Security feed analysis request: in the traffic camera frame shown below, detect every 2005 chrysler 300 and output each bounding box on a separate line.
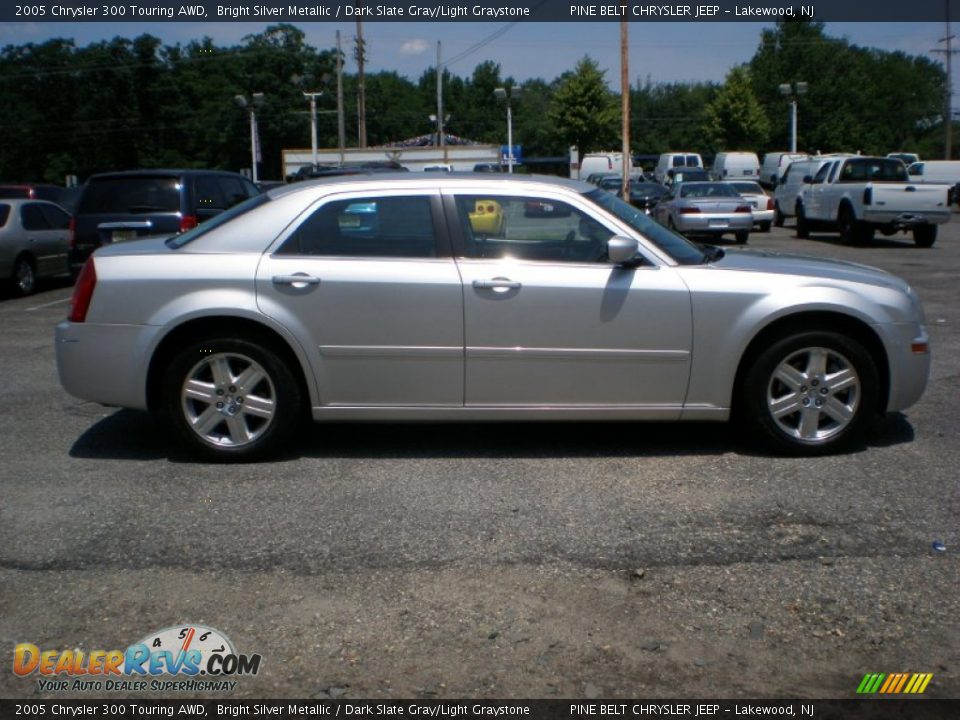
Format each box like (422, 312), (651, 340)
(56, 175), (930, 461)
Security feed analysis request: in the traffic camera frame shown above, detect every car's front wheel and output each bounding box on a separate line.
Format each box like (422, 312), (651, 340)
(163, 337), (302, 462)
(739, 331), (879, 455)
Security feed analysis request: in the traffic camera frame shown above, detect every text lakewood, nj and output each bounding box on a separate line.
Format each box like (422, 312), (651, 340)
(570, 4), (814, 17)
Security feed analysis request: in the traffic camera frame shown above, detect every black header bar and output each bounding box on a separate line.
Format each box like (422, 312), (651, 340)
(1, 0), (956, 24)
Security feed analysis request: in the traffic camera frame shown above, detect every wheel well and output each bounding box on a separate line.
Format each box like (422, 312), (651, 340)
(145, 317), (311, 413)
(13, 251), (35, 271)
(732, 311), (890, 414)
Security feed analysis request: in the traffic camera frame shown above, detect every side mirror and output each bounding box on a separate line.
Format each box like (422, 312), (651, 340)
(608, 235), (640, 265)
(802, 175), (813, 184)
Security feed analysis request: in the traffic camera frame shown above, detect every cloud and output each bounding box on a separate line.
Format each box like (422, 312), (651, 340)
(399, 39), (430, 56)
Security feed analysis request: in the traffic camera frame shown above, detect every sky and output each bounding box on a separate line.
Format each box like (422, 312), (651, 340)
(0, 21), (952, 92)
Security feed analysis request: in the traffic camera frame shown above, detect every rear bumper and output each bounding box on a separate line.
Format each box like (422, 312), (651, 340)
(862, 210), (951, 227)
(55, 320), (154, 410)
(676, 214), (753, 234)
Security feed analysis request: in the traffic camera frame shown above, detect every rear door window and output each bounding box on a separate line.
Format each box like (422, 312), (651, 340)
(277, 195), (440, 258)
(78, 177), (180, 214)
(20, 203), (50, 230)
(0, 204), (10, 227)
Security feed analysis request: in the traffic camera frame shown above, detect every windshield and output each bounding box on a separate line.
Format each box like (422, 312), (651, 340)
(585, 188), (706, 265)
(166, 193), (271, 248)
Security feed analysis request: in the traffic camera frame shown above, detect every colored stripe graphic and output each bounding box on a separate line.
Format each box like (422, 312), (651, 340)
(857, 673), (932, 694)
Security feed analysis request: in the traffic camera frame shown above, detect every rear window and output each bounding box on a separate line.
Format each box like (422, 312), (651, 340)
(78, 177), (180, 214)
(838, 159), (908, 183)
(0, 204), (10, 227)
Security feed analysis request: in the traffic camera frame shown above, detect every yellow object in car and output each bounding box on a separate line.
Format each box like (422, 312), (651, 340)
(468, 199), (504, 236)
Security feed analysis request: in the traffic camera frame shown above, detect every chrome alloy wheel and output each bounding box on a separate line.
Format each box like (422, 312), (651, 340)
(766, 346), (861, 443)
(180, 352), (276, 448)
(15, 259), (35, 296)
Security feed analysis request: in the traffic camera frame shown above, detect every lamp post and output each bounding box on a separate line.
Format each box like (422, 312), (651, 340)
(494, 86), (522, 174)
(778, 81), (808, 153)
(303, 91), (323, 167)
(234, 92), (264, 183)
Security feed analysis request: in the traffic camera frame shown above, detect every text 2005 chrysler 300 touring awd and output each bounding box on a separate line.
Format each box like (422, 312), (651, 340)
(56, 175), (930, 461)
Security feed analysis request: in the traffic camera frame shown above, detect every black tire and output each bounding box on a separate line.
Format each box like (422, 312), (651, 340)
(838, 205), (857, 244)
(735, 230), (749, 244)
(795, 203), (809, 239)
(738, 330), (879, 456)
(12, 255), (36, 297)
(913, 224), (937, 248)
(162, 337), (302, 462)
(759, 221), (772, 233)
(773, 203), (785, 228)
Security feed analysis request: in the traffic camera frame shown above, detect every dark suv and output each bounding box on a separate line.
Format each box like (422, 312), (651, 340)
(72, 169), (259, 267)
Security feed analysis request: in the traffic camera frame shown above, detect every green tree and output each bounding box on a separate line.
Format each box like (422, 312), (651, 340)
(548, 56), (619, 157)
(702, 66), (770, 152)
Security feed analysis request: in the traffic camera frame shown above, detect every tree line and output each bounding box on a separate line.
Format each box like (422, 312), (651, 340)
(0, 20), (949, 183)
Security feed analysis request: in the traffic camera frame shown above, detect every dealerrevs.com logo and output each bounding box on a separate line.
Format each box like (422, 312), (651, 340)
(13, 625), (261, 693)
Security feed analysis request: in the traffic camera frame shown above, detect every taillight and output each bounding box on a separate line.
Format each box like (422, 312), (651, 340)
(67, 217), (76, 248)
(678, 207), (701, 214)
(69, 260), (96, 323)
(863, 187), (872, 206)
(766, 197), (774, 210)
(735, 205), (752, 213)
(179, 214), (198, 232)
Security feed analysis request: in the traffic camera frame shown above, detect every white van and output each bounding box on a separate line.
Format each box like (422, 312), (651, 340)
(906, 160), (960, 185)
(773, 157), (833, 225)
(579, 152), (631, 182)
(711, 152), (761, 181)
(760, 151), (809, 189)
(654, 152), (703, 184)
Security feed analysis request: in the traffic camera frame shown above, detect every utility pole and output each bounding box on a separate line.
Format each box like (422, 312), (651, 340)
(933, 0), (958, 159)
(620, 19), (630, 202)
(355, 16), (367, 148)
(336, 30), (346, 162)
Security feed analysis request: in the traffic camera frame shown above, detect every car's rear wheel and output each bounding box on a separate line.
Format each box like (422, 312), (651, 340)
(739, 331), (878, 455)
(795, 203), (809, 239)
(773, 203), (784, 227)
(759, 221), (772, 233)
(12, 256), (36, 297)
(163, 337), (302, 462)
(735, 230), (749, 244)
(913, 224), (937, 248)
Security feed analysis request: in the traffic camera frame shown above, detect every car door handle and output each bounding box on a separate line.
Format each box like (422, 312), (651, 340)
(273, 273), (321, 286)
(473, 278), (521, 290)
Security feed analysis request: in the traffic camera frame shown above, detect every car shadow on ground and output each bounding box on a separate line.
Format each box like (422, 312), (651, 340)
(68, 408), (916, 463)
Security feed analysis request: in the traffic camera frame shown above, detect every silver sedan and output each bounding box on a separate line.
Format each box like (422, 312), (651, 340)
(653, 181), (754, 244)
(726, 180), (776, 232)
(56, 175), (930, 461)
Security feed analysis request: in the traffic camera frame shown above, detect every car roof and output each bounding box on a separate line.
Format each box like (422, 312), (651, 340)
(0, 198), (67, 209)
(266, 172), (595, 200)
(86, 169), (248, 180)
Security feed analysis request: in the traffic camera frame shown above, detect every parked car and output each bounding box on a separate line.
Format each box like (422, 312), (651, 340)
(797, 156), (949, 246)
(626, 181), (671, 213)
(773, 157), (838, 227)
(887, 152), (920, 167)
(423, 164), (453, 173)
(663, 168), (711, 187)
(0, 198), (73, 296)
(760, 151), (809, 189)
(654, 152), (704, 184)
(473, 163), (503, 173)
(57, 174), (930, 461)
(906, 160), (960, 205)
(0, 183), (68, 203)
(288, 161), (406, 182)
(580, 152), (632, 182)
(711, 152), (761, 181)
(71, 169), (261, 268)
(652, 181), (753, 244)
(725, 181), (775, 232)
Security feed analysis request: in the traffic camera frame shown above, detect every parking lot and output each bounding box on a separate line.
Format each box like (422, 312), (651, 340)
(1, 218), (958, 699)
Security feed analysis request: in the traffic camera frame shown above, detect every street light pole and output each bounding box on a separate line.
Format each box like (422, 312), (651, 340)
(494, 86), (521, 174)
(235, 92), (264, 183)
(303, 91), (323, 166)
(778, 82), (807, 153)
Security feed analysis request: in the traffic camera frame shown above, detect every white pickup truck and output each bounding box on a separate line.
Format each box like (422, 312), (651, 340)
(796, 156), (950, 247)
